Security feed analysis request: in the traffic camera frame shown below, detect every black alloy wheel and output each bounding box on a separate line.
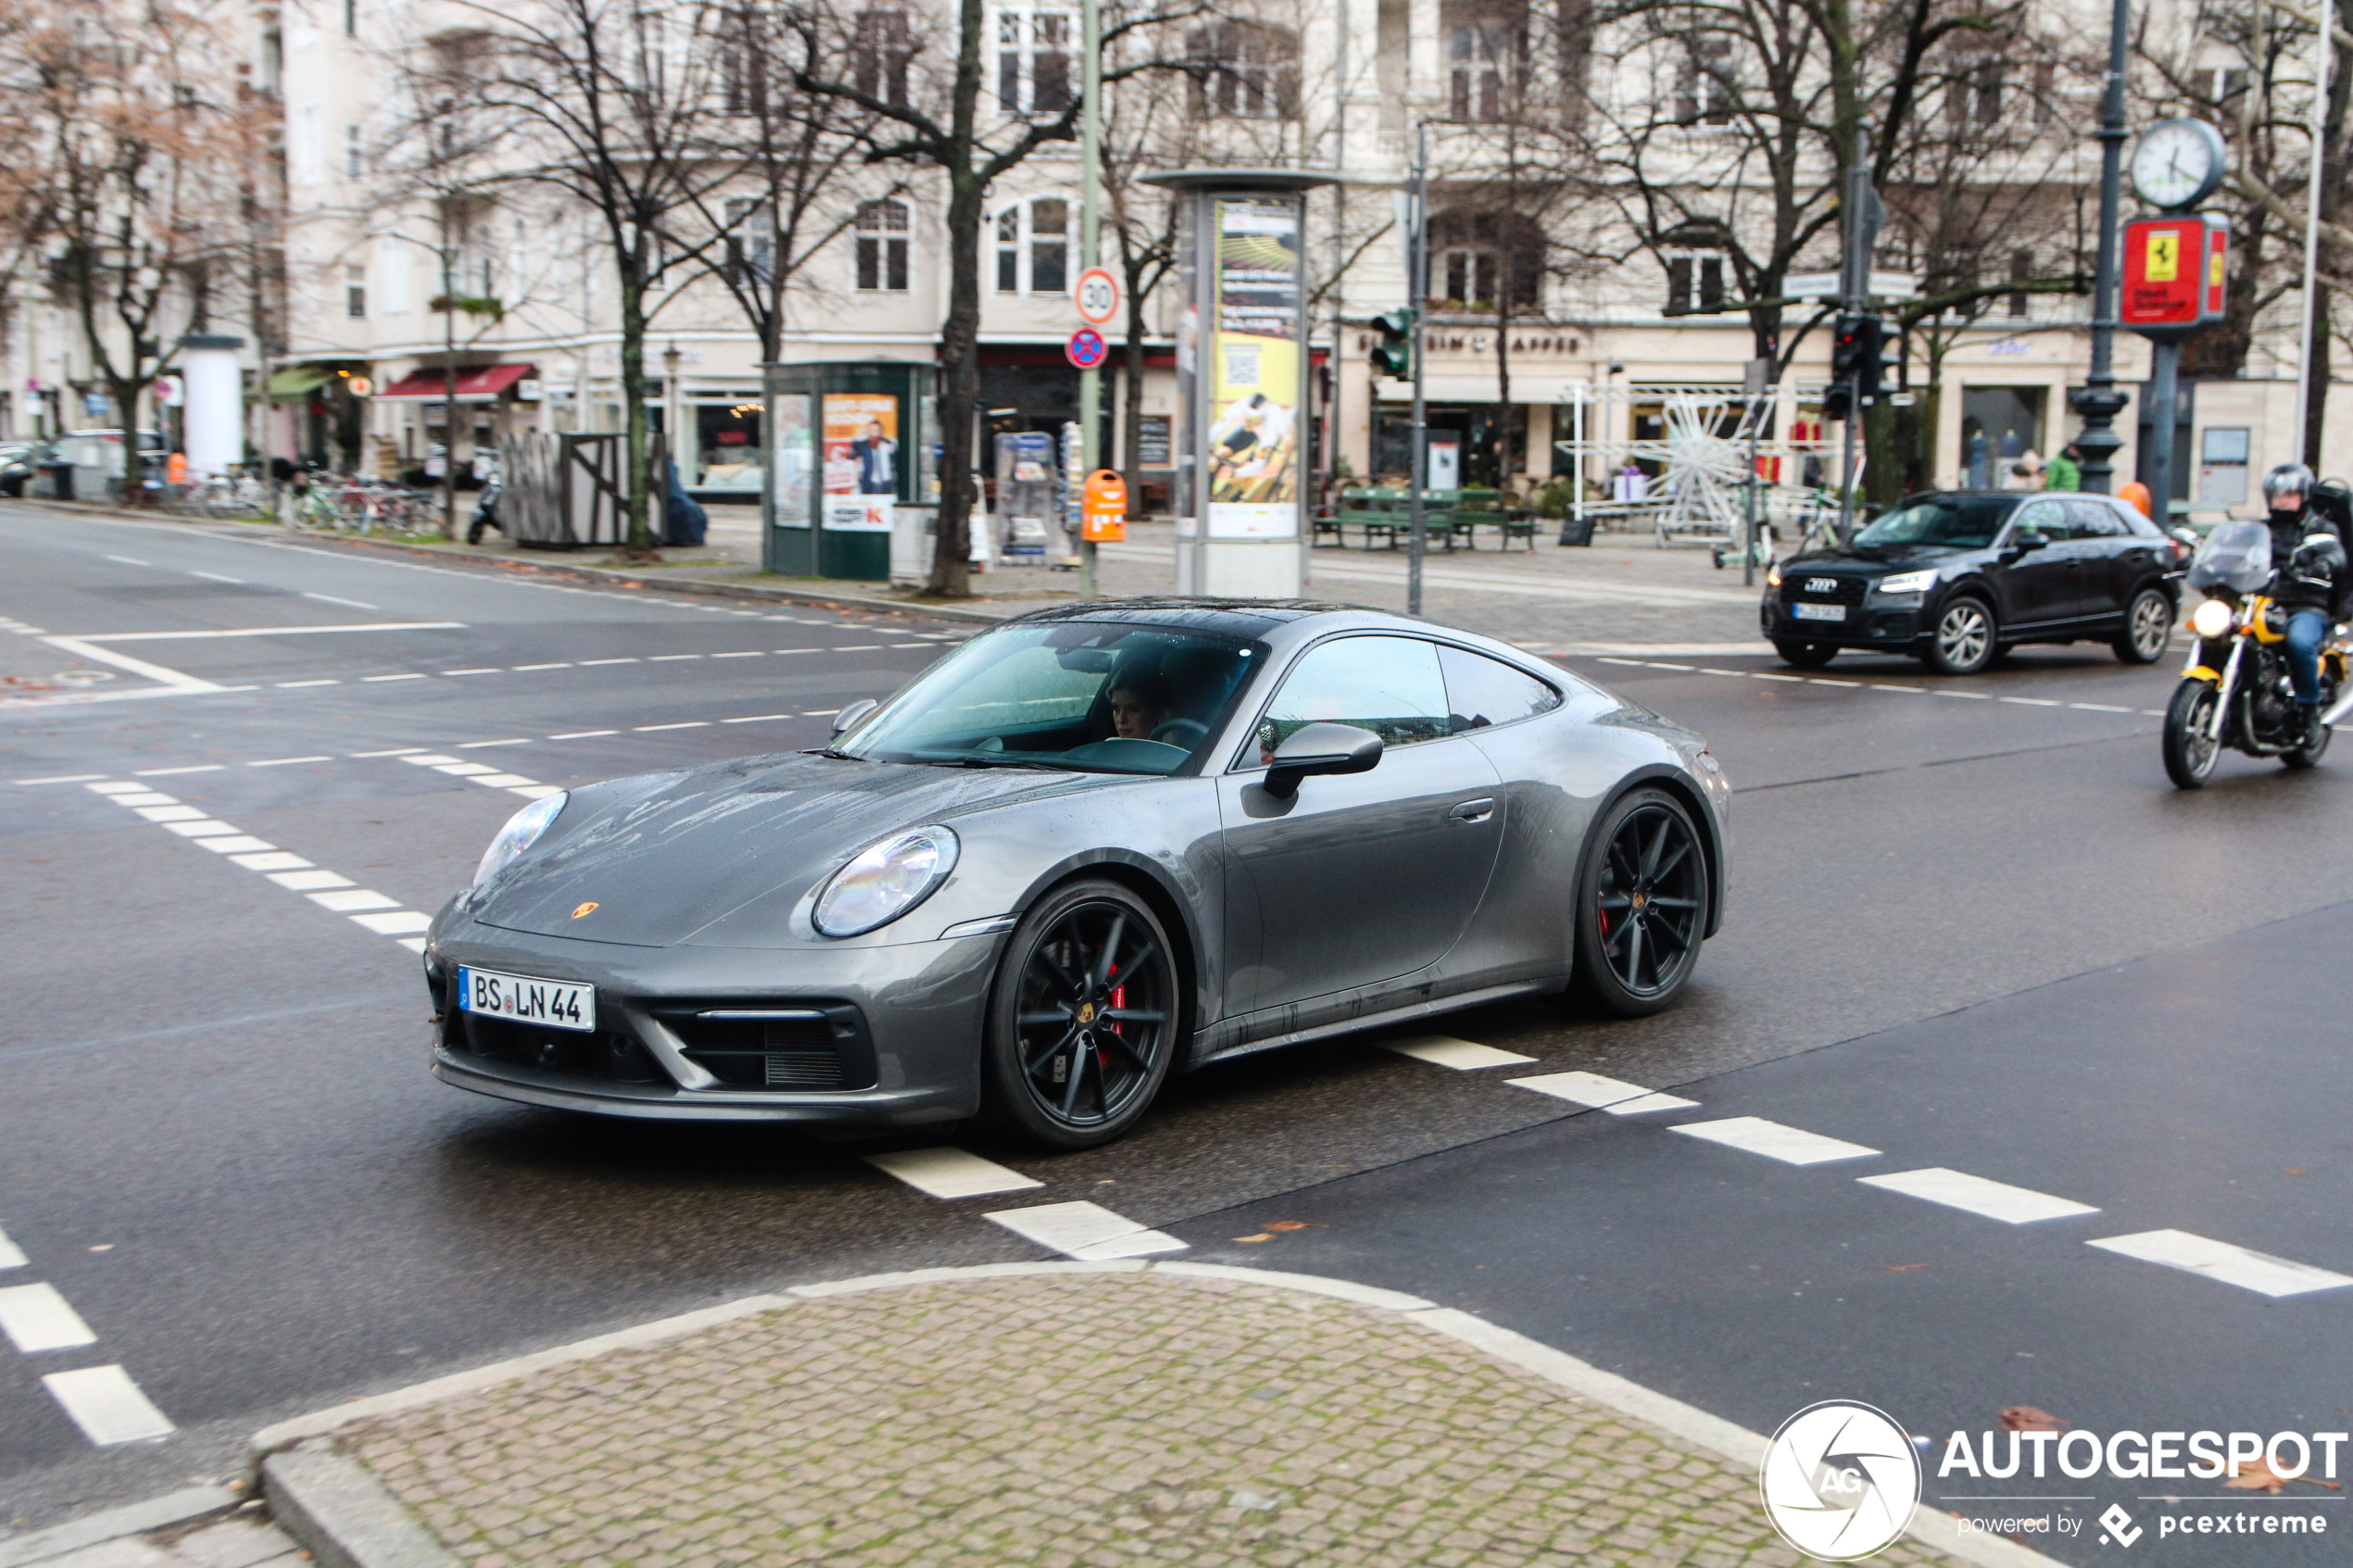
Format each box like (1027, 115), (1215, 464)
(1772, 639), (1840, 669)
(2113, 587), (2174, 664)
(2161, 678), (2223, 788)
(982, 879), (1180, 1149)
(1570, 788), (1708, 1018)
(1925, 596), (1998, 676)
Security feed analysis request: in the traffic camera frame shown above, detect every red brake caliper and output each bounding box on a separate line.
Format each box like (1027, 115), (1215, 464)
(1104, 966), (1122, 1066)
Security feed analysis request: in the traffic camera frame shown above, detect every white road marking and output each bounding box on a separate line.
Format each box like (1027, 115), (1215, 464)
(648, 654), (702, 662)
(511, 662), (573, 671)
(433, 763), (500, 776)
(11, 774), (107, 785)
(472, 773), (535, 787)
(108, 793), (178, 806)
(0, 1283), (98, 1351)
(457, 738), (533, 749)
(351, 910), (433, 935)
(133, 805), (208, 822)
(1933, 689), (1992, 699)
(85, 782), (148, 794)
(443, 668), (500, 676)
(231, 852), (312, 871)
(578, 658), (639, 666)
(248, 756), (330, 767)
(635, 721), (709, 731)
(2087, 1230), (2353, 1298)
(43, 1365), (174, 1445)
(1872, 684), (1925, 693)
(837, 645), (885, 651)
(803, 709), (841, 717)
(2000, 696), (2060, 707)
(352, 747), (424, 757)
(1669, 1116), (1881, 1165)
(0, 1225), (23, 1270)
(303, 592), (378, 609)
(865, 1148), (1044, 1199)
(984, 1200), (1188, 1261)
(548, 730), (618, 739)
(195, 835), (278, 854)
(2070, 702), (2133, 712)
(134, 765), (223, 777)
(1383, 1036), (1537, 1070)
(1507, 1070), (1697, 1114)
(161, 820), (239, 837)
(308, 889), (399, 913)
(401, 755), (460, 765)
(1857, 1168), (2100, 1224)
(103, 555), (148, 566)
(277, 679), (339, 687)
(189, 571), (243, 583)
(361, 673), (425, 683)
(86, 621), (463, 643)
(508, 784), (564, 799)
(270, 870), (353, 891)
(722, 714), (794, 723)
(710, 650), (762, 659)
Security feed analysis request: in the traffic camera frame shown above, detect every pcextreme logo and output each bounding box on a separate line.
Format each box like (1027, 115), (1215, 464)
(1758, 1400), (1923, 1561)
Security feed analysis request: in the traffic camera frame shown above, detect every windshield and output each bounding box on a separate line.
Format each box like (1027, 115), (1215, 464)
(1850, 495), (2014, 550)
(837, 621), (1261, 774)
(2187, 517), (2273, 595)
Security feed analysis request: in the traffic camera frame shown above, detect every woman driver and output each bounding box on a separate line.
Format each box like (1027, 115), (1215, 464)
(1107, 670), (1176, 742)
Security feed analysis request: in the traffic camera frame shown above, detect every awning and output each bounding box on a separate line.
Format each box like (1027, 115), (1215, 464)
(375, 364), (535, 402)
(266, 365), (337, 402)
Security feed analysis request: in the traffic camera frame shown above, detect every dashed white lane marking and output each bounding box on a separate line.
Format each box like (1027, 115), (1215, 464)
(984, 1200), (1188, 1261)
(135, 764), (223, 777)
(303, 592), (378, 609)
(443, 668), (499, 676)
(188, 571), (243, 583)
(579, 657), (638, 666)
(12, 773), (105, 785)
(1857, 1168), (2100, 1224)
(1384, 1036), (1538, 1070)
(352, 746), (423, 757)
(103, 555), (147, 566)
(0, 1283), (98, 1351)
(361, 672), (425, 683)
(511, 661), (573, 671)
(249, 755), (330, 767)
(83, 781), (437, 954)
(457, 738), (533, 749)
(0, 1225), (24, 1270)
(1507, 1070), (1697, 1115)
(398, 751), (562, 802)
(1669, 1116), (1881, 1165)
(43, 1365), (174, 1445)
(722, 714), (794, 724)
(2087, 1230), (2353, 1298)
(277, 679), (338, 687)
(865, 1148), (1044, 1199)
(134, 805), (207, 822)
(548, 730), (617, 739)
(635, 721), (709, 732)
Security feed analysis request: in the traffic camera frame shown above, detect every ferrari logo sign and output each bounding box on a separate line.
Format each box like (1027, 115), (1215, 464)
(2121, 213), (2226, 340)
(2144, 231), (2178, 282)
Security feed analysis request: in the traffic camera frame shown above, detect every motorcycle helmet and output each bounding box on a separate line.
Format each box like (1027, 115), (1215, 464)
(2264, 461), (2316, 508)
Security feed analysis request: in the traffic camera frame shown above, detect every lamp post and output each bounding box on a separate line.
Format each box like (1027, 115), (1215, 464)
(2065, 0), (2133, 495)
(662, 341), (683, 516)
(1077, 0), (1102, 598)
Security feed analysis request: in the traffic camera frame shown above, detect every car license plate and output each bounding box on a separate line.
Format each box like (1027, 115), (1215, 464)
(457, 966), (596, 1032)
(1793, 602), (1846, 622)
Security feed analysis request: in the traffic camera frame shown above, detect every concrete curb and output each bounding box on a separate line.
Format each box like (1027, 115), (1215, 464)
(248, 1261), (2061, 1568)
(263, 1446), (459, 1568)
(9, 497), (1019, 626)
(0, 1486), (240, 1567)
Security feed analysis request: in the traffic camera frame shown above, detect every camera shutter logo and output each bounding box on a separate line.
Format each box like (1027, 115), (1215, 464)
(1758, 1400), (1921, 1561)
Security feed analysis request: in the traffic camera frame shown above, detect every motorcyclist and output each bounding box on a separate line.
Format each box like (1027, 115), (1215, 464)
(2259, 462), (2347, 748)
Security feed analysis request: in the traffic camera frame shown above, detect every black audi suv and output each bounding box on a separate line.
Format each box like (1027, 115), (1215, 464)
(1760, 490), (2184, 674)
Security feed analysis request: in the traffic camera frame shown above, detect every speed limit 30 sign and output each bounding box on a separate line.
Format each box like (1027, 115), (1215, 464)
(1073, 266), (1120, 327)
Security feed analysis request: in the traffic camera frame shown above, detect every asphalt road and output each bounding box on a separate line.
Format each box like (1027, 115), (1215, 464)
(3, 504), (2347, 1563)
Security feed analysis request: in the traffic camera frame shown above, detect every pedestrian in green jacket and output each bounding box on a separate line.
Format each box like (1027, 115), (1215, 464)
(2045, 444), (2082, 492)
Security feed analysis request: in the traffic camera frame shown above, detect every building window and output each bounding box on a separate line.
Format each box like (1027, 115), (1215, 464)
(994, 197), (1069, 295)
(346, 266), (367, 319)
(1675, 39), (1733, 124)
(1443, 2), (1525, 122)
(1665, 250), (1726, 313)
(856, 199), (910, 292)
(995, 7), (1073, 116)
(853, 10), (914, 106)
(1189, 21), (1299, 119)
(1429, 210), (1545, 312)
(724, 196), (775, 287)
(345, 122), (362, 181)
(1946, 49), (2006, 128)
(2007, 249), (2032, 317)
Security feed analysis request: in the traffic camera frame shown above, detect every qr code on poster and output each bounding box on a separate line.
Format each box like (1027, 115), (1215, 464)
(1225, 344), (1260, 387)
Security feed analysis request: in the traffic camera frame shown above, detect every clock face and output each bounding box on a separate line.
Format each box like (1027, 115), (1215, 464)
(2132, 120), (2223, 209)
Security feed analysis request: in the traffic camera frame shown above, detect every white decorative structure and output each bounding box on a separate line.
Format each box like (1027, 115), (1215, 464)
(181, 334), (245, 475)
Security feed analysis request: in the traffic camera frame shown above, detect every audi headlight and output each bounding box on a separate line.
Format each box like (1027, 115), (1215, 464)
(2191, 597), (2234, 640)
(1876, 569), (1939, 596)
(472, 793), (567, 888)
(812, 825), (959, 937)
(1766, 563), (1783, 588)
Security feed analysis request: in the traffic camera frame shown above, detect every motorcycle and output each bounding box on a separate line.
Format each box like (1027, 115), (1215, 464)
(2162, 518), (2346, 787)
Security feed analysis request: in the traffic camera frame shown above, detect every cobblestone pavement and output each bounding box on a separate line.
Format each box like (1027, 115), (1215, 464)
(330, 1271), (1967, 1568)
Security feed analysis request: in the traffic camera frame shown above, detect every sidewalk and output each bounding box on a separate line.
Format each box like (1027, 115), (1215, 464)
(233, 1263), (2033, 1568)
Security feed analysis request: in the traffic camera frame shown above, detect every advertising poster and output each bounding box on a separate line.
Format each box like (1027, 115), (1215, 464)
(771, 392), (813, 527)
(821, 392), (897, 532)
(1206, 199), (1301, 539)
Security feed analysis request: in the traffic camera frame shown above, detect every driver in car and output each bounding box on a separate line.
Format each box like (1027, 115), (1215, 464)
(2260, 462), (2347, 749)
(1107, 669), (1175, 742)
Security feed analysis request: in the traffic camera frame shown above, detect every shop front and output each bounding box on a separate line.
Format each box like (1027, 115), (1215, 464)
(374, 363), (535, 485)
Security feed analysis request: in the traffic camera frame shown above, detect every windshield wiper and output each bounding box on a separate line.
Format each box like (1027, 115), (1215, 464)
(951, 756), (1074, 771)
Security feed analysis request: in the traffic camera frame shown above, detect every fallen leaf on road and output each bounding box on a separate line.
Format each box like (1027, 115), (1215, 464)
(2287, 1169), (2307, 1176)
(2224, 1458), (2342, 1493)
(1232, 1234), (1273, 1244)
(1999, 1407), (2069, 1432)
(1884, 1263), (1927, 1273)
(1262, 1221), (1321, 1232)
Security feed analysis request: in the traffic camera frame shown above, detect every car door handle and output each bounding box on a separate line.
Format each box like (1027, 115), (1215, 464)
(1448, 798), (1495, 823)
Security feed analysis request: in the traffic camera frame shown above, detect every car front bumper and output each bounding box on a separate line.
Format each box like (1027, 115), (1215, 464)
(1760, 599), (1922, 648)
(423, 912), (1005, 1126)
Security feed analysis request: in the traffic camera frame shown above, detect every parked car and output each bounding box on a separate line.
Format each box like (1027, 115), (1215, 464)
(1761, 490), (2184, 674)
(425, 601), (1731, 1148)
(0, 442), (40, 496)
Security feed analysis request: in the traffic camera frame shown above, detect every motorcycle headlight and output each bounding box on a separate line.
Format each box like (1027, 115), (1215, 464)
(812, 825), (960, 937)
(1876, 569), (1939, 596)
(472, 793), (567, 888)
(2191, 598), (2234, 640)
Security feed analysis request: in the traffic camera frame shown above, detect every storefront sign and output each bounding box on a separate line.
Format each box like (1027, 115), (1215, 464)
(1136, 415), (1171, 468)
(1207, 198), (1302, 539)
(2121, 214), (2228, 339)
(821, 392), (897, 532)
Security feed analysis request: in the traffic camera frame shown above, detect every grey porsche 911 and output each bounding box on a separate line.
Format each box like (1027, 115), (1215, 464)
(424, 600), (1730, 1148)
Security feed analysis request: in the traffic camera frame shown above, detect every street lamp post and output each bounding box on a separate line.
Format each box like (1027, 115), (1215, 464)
(2066, 0), (2133, 495)
(1077, 0), (1102, 599)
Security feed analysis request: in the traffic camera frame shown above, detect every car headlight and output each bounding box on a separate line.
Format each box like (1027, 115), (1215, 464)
(1876, 569), (1939, 596)
(1765, 563), (1782, 588)
(812, 825), (960, 937)
(473, 793), (567, 888)
(2191, 597), (2234, 640)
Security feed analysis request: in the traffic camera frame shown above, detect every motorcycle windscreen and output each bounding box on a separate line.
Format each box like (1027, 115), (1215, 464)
(2187, 518), (2272, 595)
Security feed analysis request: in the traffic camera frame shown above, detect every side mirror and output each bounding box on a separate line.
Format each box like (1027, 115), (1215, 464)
(2009, 529), (2049, 554)
(831, 697), (879, 737)
(1264, 721), (1383, 799)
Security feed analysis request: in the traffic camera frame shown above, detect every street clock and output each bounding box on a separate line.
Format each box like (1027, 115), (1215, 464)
(2130, 119), (2227, 211)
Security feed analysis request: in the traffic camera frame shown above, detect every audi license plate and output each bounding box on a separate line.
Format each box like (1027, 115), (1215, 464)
(457, 967), (596, 1033)
(1793, 602), (1846, 622)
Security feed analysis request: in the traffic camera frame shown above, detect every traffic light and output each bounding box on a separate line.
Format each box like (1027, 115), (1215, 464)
(1370, 309), (1415, 380)
(1830, 312), (1873, 384)
(1821, 381), (1854, 422)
